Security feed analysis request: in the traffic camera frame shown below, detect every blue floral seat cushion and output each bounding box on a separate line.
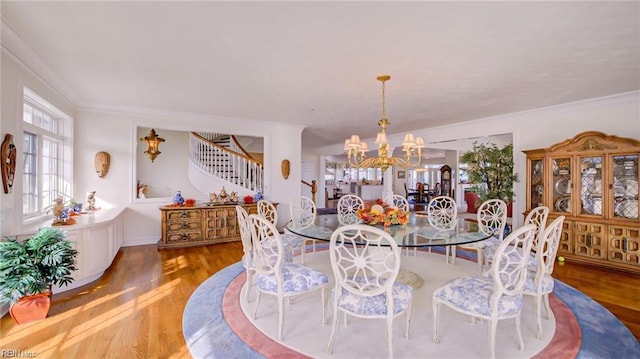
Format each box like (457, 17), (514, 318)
(281, 232), (304, 249)
(433, 276), (523, 317)
(336, 281), (413, 316)
(523, 272), (554, 294)
(255, 263), (328, 294)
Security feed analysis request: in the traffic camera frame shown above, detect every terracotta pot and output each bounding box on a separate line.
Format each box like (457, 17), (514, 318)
(9, 292), (51, 324)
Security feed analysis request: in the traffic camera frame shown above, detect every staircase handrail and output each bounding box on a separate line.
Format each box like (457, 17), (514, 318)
(229, 135), (262, 165)
(191, 132), (261, 166)
(189, 133), (263, 192)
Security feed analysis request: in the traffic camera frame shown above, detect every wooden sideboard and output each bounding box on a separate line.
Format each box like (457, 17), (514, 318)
(159, 203), (257, 249)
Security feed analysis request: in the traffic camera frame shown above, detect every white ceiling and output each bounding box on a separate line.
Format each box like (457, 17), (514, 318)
(2, 2), (639, 149)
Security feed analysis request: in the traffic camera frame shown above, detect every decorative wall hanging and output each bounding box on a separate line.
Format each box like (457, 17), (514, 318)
(281, 159), (290, 179)
(140, 128), (165, 162)
(94, 151), (111, 178)
(1, 133), (17, 194)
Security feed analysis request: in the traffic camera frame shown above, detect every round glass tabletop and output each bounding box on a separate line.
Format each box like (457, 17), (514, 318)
(286, 213), (492, 248)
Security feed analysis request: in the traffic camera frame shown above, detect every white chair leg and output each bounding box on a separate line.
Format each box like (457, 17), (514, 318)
(477, 249), (484, 273)
(450, 246), (456, 264)
(278, 296), (285, 340)
(245, 270), (253, 303)
(300, 240), (306, 264)
(327, 307), (340, 354)
(543, 293), (552, 320)
(253, 291), (262, 319)
(321, 286), (327, 325)
(386, 315), (394, 359)
(488, 318), (498, 359)
(405, 301), (412, 339)
(432, 300), (440, 343)
(535, 294), (544, 339)
(515, 314), (524, 351)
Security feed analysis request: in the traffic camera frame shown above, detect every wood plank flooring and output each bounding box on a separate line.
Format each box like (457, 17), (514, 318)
(1, 242), (638, 358)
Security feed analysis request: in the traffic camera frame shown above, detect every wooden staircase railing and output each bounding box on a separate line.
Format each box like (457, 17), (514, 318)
(189, 132), (263, 191)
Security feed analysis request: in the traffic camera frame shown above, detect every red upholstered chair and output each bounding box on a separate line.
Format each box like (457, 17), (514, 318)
(464, 191), (479, 213)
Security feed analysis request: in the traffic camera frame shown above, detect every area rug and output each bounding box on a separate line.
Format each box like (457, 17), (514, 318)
(183, 248), (640, 358)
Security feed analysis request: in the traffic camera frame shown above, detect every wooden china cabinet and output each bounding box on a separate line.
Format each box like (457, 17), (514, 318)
(523, 131), (640, 273)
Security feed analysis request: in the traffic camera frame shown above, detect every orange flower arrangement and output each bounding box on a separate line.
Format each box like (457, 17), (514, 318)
(357, 199), (409, 227)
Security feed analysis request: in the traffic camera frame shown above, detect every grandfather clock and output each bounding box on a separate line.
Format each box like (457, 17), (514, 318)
(440, 165), (452, 198)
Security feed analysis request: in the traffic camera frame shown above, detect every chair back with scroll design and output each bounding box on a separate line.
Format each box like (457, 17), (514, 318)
(384, 194), (410, 212)
(337, 194), (364, 225)
(427, 196), (458, 230)
(328, 224), (413, 359)
(289, 196), (316, 229)
(524, 206), (549, 252)
(257, 200), (278, 226)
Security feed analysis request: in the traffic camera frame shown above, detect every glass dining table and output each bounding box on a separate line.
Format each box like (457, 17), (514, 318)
(285, 212), (490, 248)
(285, 213), (491, 288)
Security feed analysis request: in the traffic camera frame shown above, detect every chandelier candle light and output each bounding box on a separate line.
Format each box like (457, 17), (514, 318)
(344, 75), (425, 171)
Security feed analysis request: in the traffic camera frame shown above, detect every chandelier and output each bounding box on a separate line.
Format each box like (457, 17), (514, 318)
(344, 75), (424, 171)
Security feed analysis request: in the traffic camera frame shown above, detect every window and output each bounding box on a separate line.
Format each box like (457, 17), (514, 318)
(22, 88), (73, 219)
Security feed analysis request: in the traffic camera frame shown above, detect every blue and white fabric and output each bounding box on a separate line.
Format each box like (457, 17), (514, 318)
(255, 263), (328, 294)
(433, 276), (523, 317)
(336, 281), (413, 316)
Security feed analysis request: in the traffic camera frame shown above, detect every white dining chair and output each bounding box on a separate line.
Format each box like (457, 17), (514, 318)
(523, 215), (564, 339)
(432, 224), (537, 359)
(457, 199), (508, 272)
(248, 214), (328, 340)
(327, 224), (413, 359)
(235, 205), (256, 303)
(336, 194), (364, 225)
(257, 199), (303, 256)
(484, 205), (549, 270)
(288, 196), (317, 264)
(427, 196), (458, 262)
(384, 194), (410, 212)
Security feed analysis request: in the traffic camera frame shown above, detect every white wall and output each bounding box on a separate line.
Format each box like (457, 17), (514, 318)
(73, 110), (304, 245)
(0, 51), (76, 235)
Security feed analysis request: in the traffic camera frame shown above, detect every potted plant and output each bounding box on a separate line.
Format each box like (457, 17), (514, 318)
(0, 227), (78, 324)
(460, 142), (519, 216)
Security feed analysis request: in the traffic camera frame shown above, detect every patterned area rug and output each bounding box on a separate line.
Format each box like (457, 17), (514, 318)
(183, 248), (640, 358)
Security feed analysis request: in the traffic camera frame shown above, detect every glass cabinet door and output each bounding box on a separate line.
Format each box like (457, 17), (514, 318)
(612, 154), (639, 220)
(579, 156), (603, 216)
(552, 157), (572, 213)
(529, 158), (544, 209)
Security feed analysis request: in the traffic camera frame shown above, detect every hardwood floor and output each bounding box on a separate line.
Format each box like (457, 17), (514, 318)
(1, 243), (638, 358)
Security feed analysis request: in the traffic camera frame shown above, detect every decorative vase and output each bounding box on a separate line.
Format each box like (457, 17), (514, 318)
(173, 191), (185, 205)
(9, 292), (51, 324)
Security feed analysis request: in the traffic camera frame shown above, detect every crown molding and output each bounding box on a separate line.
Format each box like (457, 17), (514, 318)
(1, 18), (81, 107)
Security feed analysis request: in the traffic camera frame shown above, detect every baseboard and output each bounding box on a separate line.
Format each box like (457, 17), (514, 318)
(122, 237), (159, 247)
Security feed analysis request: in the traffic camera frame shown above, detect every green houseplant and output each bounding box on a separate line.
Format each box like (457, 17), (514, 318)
(460, 142), (519, 210)
(0, 227), (78, 323)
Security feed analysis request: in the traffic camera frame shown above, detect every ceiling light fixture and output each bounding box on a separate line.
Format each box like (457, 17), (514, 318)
(344, 75), (425, 171)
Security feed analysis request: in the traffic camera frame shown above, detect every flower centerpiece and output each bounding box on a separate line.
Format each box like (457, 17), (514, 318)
(357, 199), (409, 227)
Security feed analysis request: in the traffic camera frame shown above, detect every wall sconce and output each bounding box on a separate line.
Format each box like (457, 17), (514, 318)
(140, 128), (165, 162)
